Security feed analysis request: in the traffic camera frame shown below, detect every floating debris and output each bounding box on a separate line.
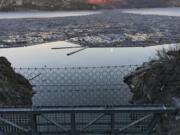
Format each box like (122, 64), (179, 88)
(52, 46), (82, 50)
(67, 47), (88, 56)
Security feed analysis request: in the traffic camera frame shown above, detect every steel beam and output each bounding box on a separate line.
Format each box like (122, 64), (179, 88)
(119, 113), (153, 132)
(0, 106), (176, 114)
(71, 112), (76, 135)
(31, 113), (37, 135)
(41, 114), (67, 131)
(111, 113), (115, 135)
(80, 113), (105, 131)
(0, 116), (29, 132)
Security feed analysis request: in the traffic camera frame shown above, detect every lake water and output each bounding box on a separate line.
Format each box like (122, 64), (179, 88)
(0, 41), (177, 68)
(1, 41), (177, 106)
(1, 7), (180, 20)
(0, 11), (100, 19)
(122, 7), (180, 16)
(0, 8), (179, 106)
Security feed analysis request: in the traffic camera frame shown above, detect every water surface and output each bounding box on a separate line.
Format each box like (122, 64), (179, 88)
(0, 8), (179, 107)
(0, 41), (177, 68)
(0, 11), (100, 19)
(1, 41), (178, 106)
(122, 7), (180, 16)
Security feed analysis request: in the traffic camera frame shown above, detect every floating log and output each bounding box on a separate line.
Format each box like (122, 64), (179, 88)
(67, 47), (88, 56)
(51, 46), (82, 50)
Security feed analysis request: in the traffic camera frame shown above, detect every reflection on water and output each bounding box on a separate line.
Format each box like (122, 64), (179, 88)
(1, 41), (178, 106)
(110, 48), (114, 53)
(0, 41), (177, 68)
(122, 7), (180, 16)
(0, 11), (100, 19)
(15, 66), (135, 106)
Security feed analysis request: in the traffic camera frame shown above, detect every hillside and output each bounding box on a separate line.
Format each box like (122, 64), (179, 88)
(1, 0), (180, 11)
(79, 0), (180, 8)
(104, 0), (180, 8)
(0, 0), (100, 11)
(0, 57), (34, 106)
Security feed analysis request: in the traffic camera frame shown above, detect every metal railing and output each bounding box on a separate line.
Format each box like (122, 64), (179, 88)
(0, 105), (177, 135)
(0, 65), (177, 135)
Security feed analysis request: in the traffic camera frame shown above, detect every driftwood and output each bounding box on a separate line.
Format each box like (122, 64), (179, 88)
(51, 46), (82, 50)
(67, 47), (88, 56)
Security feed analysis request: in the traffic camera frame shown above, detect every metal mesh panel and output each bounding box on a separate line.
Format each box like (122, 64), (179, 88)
(115, 112), (151, 133)
(0, 113), (31, 134)
(35, 112), (152, 135)
(36, 113), (71, 134)
(0, 65), (175, 135)
(14, 65), (138, 107)
(0, 106), (172, 135)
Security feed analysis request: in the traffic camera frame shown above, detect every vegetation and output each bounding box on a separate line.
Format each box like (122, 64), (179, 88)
(155, 45), (180, 62)
(0, 0), (100, 11)
(1, 0), (180, 11)
(103, 0), (180, 8)
(124, 45), (180, 135)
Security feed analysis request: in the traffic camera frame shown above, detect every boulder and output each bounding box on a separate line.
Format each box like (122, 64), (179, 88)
(124, 49), (180, 135)
(124, 61), (180, 105)
(0, 57), (34, 106)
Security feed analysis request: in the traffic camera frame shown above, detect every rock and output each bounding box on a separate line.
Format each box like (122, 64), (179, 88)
(124, 60), (180, 105)
(124, 48), (180, 135)
(0, 57), (34, 106)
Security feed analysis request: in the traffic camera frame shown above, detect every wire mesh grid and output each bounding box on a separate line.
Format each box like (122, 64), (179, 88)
(34, 112), (152, 135)
(0, 111), (152, 135)
(0, 65), (160, 135)
(14, 65), (138, 107)
(0, 113), (31, 134)
(114, 112), (151, 133)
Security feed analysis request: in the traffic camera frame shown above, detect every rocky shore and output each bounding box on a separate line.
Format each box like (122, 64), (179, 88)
(0, 10), (180, 48)
(0, 57), (34, 106)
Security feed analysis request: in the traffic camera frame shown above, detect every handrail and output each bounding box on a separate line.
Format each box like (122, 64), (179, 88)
(0, 106), (177, 113)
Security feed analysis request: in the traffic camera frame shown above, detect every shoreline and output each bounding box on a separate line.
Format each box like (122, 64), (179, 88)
(0, 5), (180, 12)
(0, 9), (180, 48)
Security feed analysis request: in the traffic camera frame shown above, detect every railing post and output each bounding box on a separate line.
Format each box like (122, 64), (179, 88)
(71, 112), (76, 135)
(111, 113), (115, 135)
(31, 113), (37, 135)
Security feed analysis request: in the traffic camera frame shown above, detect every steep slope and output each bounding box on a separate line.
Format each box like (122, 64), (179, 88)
(124, 47), (180, 135)
(0, 57), (34, 106)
